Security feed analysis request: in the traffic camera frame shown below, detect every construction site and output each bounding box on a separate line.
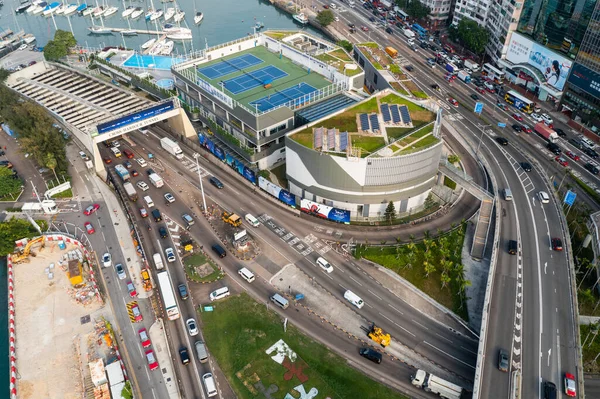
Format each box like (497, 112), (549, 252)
(10, 236), (120, 399)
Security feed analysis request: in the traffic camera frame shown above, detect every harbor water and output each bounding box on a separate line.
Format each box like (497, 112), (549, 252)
(2, 0), (323, 54)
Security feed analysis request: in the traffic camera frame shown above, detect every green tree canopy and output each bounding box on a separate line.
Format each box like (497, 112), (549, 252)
(448, 19), (490, 55)
(54, 29), (77, 48)
(337, 40), (353, 53)
(384, 201), (396, 223)
(43, 30), (76, 61)
(0, 218), (41, 256)
(0, 167), (22, 199)
(396, 0), (431, 19)
(317, 10), (335, 27)
(0, 68), (10, 84)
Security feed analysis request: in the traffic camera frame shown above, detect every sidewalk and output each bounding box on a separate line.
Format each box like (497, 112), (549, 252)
(93, 175), (151, 299)
(148, 319), (180, 399)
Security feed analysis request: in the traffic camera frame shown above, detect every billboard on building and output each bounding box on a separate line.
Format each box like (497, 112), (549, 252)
(258, 176), (296, 207)
(567, 63), (600, 99)
(506, 33), (572, 91)
(300, 199), (350, 224)
(96, 101), (175, 134)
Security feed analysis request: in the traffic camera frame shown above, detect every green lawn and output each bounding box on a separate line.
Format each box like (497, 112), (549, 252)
(50, 188), (73, 199)
(386, 127), (412, 140)
(316, 53), (338, 64)
(410, 124), (435, 139)
(183, 253), (222, 282)
(354, 226), (469, 321)
(352, 135), (386, 155)
(201, 294), (409, 399)
(398, 135), (440, 154)
(330, 48), (352, 62)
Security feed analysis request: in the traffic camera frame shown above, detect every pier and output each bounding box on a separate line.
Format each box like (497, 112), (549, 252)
(106, 27), (163, 36)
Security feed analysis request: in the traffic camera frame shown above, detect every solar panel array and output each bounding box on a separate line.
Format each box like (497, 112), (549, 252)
(339, 132), (348, 151)
(399, 105), (412, 124)
(390, 104), (401, 123)
(381, 104), (391, 123)
(314, 128), (323, 149)
(359, 114), (370, 131)
(369, 114), (380, 131)
(327, 129), (335, 150)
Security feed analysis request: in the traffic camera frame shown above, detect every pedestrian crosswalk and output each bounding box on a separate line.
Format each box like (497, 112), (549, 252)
(180, 158), (210, 178)
(258, 214), (332, 257)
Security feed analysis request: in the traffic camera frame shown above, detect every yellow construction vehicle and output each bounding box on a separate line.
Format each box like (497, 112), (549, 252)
(141, 269), (152, 292)
(368, 324), (391, 347)
(222, 211), (242, 227)
(12, 236), (46, 264)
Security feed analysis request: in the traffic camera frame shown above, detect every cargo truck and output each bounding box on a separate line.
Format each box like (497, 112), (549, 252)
(153, 253), (164, 270)
(534, 122), (559, 143)
(385, 47), (398, 58)
(464, 59), (479, 71)
(115, 164), (130, 181)
(123, 182), (138, 202)
(402, 29), (415, 39)
(457, 70), (471, 83)
(380, 0), (392, 8)
(410, 369), (463, 399)
(445, 63), (458, 74)
(149, 173), (164, 188)
(161, 137), (184, 160)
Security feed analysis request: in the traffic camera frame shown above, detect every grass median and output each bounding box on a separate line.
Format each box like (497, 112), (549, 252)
(201, 293), (409, 399)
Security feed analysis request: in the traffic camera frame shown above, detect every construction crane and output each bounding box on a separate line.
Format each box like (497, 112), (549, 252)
(368, 323), (391, 347)
(222, 211), (242, 227)
(12, 236), (46, 264)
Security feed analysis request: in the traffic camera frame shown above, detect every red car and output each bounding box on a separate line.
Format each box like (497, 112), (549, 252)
(565, 151), (580, 161)
(323, 4), (329, 8)
(448, 97), (458, 107)
(103, 157), (112, 164)
(131, 170), (139, 177)
(126, 281), (137, 298)
(131, 303), (143, 322)
(564, 372), (576, 397)
(361, 26), (369, 32)
(555, 156), (569, 167)
(145, 350), (159, 371)
(84, 203), (100, 216)
(140, 208), (148, 218)
(476, 87), (486, 94)
(552, 238), (563, 251)
(138, 328), (151, 348)
(84, 222), (95, 234)
(521, 125), (532, 133)
(512, 113), (524, 122)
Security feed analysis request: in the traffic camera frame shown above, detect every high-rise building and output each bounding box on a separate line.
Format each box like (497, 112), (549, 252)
(560, 2), (600, 132)
(485, 0), (524, 60)
(419, 0), (454, 28)
(451, 0), (491, 27)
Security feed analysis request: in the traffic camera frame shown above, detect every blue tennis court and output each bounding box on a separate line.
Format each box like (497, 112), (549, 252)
(222, 65), (288, 95)
(198, 54), (263, 79)
(250, 83), (318, 112)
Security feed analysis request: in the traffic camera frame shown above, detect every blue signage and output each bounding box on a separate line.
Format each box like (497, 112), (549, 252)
(213, 145), (225, 161)
(329, 208), (351, 223)
(198, 133), (206, 145)
(564, 190), (577, 206)
(279, 190), (296, 207)
(96, 101), (174, 134)
(474, 102), (484, 114)
(243, 167), (257, 185)
(498, 122), (506, 128)
(225, 154), (234, 166)
(567, 63), (600, 99)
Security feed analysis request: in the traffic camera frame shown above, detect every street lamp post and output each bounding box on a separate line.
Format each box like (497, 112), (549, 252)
(475, 124), (490, 158)
(194, 153), (208, 215)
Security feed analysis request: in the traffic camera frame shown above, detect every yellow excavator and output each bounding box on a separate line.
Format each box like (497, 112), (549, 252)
(368, 323), (391, 347)
(12, 236), (46, 264)
(222, 211), (242, 227)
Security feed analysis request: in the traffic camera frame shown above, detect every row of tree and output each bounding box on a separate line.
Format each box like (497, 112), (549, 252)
(395, 0), (431, 20)
(43, 30), (77, 62)
(448, 19), (490, 55)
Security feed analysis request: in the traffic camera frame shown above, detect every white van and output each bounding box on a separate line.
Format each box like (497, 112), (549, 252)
(245, 214), (260, 228)
(344, 290), (364, 309)
(209, 286), (230, 301)
(581, 137), (595, 149)
(202, 373), (218, 397)
(238, 267), (255, 283)
(111, 147), (122, 157)
(270, 293), (289, 309)
(503, 188), (513, 201)
(316, 257), (334, 273)
(348, 0), (355, 7)
(143, 196), (154, 208)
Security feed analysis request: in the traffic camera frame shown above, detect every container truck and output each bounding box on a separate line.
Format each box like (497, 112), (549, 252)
(153, 253), (164, 270)
(534, 122), (559, 143)
(123, 182), (138, 202)
(161, 137), (184, 160)
(149, 173), (164, 188)
(457, 70), (471, 83)
(402, 29), (415, 39)
(114, 164), (130, 182)
(445, 63), (458, 74)
(385, 47), (398, 58)
(410, 369), (463, 399)
(464, 59), (479, 71)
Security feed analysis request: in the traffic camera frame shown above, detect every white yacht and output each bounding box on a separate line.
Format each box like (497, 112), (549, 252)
(42, 2), (61, 16)
(150, 9), (163, 21)
(194, 11), (202, 24)
(141, 37), (156, 49)
(167, 31), (192, 41)
(26, 1), (41, 13)
(92, 5), (104, 17)
(103, 5), (118, 16)
(160, 40), (174, 55)
(30, 1), (47, 14)
(163, 7), (174, 21)
(63, 3), (78, 14)
(82, 5), (95, 15)
(88, 25), (113, 34)
(173, 8), (184, 22)
(22, 34), (36, 44)
(121, 5), (133, 17)
(293, 13), (308, 25)
(130, 6), (142, 18)
(54, 3), (66, 14)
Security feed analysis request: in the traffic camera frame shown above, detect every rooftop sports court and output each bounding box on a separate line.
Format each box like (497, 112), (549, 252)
(189, 46), (332, 112)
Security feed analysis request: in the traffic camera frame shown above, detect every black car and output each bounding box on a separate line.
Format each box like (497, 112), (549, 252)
(512, 124), (522, 132)
(585, 162), (599, 175)
(470, 93), (479, 101)
(498, 349), (509, 371)
(179, 347), (190, 365)
(431, 84), (440, 91)
(159, 226), (168, 238)
(496, 137), (509, 146)
(178, 283), (189, 300)
(569, 138), (584, 149)
(521, 162), (532, 172)
(405, 65), (414, 72)
(584, 147), (599, 158)
(547, 142), (561, 155)
(385, 27), (393, 34)
(543, 381), (557, 399)
(369, 16), (376, 22)
(555, 128), (567, 137)
(209, 176), (224, 188)
(348, 23), (356, 29)
(359, 347), (382, 364)
(146, 168), (156, 175)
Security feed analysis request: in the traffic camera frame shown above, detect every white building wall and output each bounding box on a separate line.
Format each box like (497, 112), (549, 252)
(485, 0), (523, 61)
(451, 0), (491, 27)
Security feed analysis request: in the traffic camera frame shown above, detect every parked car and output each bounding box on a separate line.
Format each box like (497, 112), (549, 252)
(115, 263), (126, 280)
(84, 222), (95, 234)
(126, 281), (138, 297)
(138, 328), (151, 348)
(84, 203), (100, 216)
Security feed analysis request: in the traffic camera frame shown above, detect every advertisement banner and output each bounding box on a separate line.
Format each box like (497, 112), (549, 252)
(213, 145), (225, 161)
(198, 133), (206, 146)
(242, 167), (257, 185)
(258, 176), (296, 207)
(96, 101), (175, 134)
(206, 139), (215, 154)
(567, 63), (600, 99)
(225, 154), (234, 166)
(506, 33), (572, 91)
(300, 199), (350, 223)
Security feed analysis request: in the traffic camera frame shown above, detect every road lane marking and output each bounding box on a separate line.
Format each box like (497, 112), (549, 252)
(436, 333), (453, 344)
(368, 289), (382, 301)
(461, 345), (478, 355)
(394, 322), (416, 337)
(412, 319), (429, 330)
(378, 312), (394, 323)
(424, 341), (476, 369)
(349, 275), (363, 286)
(387, 304), (403, 315)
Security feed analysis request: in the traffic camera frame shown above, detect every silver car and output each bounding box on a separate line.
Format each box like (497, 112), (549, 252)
(102, 252), (112, 268)
(115, 263), (126, 280)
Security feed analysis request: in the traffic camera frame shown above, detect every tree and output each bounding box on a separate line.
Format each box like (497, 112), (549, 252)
(54, 30), (76, 48)
(0, 167), (22, 199)
(45, 153), (58, 181)
(403, 0), (431, 19)
(316, 10), (335, 27)
(0, 218), (40, 256)
(0, 68), (10, 84)
(384, 201), (396, 224)
(448, 154), (460, 164)
(440, 272), (451, 289)
(448, 19), (490, 55)
(337, 40), (353, 53)
(43, 40), (68, 62)
(424, 261), (436, 277)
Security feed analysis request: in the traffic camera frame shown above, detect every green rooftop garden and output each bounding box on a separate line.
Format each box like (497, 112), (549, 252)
(315, 48), (363, 77)
(264, 31), (295, 40)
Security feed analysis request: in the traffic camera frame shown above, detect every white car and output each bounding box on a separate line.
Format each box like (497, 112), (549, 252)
(111, 140), (121, 148)
(136, 158), (148, 167)
(541, 113), (553, 125)
(164, 192), (175, 203)
(137, 181), (150, 191)
(165, 247), (176, 263)
(531, 113), (543, 122)
(115, 263), (126, 280)
(102, 252), (112, 268)
(186, 318), (199, 336)
(538, 191), (550, 204)
(18, 44), (27, 51)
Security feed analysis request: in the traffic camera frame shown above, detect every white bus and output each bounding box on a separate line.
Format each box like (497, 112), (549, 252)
(157, 271), (180, 320)
(482, 63), (505, 83)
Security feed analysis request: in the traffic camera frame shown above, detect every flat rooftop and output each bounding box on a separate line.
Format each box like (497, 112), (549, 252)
(290, 92), (438, 157)
(182, 45), (333, 113)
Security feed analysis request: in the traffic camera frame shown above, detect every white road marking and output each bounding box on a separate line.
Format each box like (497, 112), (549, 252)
(461, 345), (478, 355)
(368, 289), (382, 301)
(378, 312), (394, 323)
(349, 275), (363, 286)
(394, 322), (416, 337)
(387, 304), (403, 315)
(424, 341), (476, 369)
(412, 319), (429, 330)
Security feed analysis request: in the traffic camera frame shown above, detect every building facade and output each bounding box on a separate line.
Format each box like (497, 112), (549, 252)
(451, 0), (490, 27)
(485, 0), (523, 60)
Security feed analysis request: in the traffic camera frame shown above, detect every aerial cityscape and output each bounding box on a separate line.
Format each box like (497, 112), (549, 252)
(1, 0), (600, 398)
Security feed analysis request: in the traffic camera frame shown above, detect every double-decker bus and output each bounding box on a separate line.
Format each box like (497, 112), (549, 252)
(482, 63), (505, 83)
(157, 271), (180, 320)
(504, 90), (534, 114)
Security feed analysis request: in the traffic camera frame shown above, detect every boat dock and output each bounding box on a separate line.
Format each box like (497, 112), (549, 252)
(143, 34), (168, 55)
(0, 29), (13, 40)
(106, 27), (163, 36)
